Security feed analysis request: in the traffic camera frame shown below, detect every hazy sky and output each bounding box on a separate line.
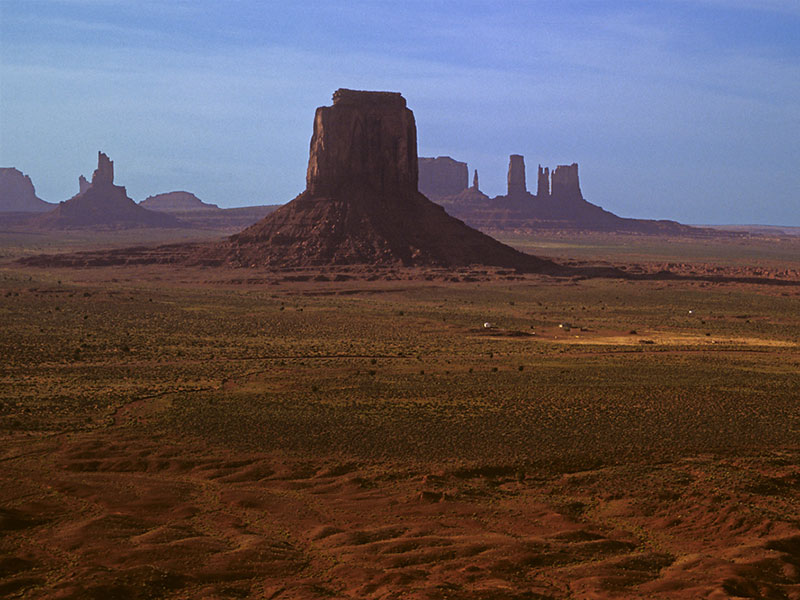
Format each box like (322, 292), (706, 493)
(1, 1), (798, 225)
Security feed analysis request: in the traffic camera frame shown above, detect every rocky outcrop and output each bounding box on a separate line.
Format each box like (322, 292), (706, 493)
(218, 89), (555, 271)
(418, 156), (468, 199)
(472, 170), (479, 189)
(140, 191), (220, 212)
(78, 175), (90, 194)
(0, 168), (53, 212)
(92, 152), (114, 186)
(32, 152), (182, 230)
(307, 90), (418, 197)
(430, 155), (700, 235)
(507, 155), (527, 196)
(551, 163), (582, 202)
(537, 165), (550, 198)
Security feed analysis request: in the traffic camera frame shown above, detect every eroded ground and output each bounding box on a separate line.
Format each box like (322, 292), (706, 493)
(1, 235), (799, 599)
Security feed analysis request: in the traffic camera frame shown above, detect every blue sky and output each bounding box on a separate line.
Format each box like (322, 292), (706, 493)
(1, 1), (798, 225)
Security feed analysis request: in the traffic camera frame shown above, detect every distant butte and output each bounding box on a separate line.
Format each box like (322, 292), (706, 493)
(0, 167), (53, 212)
(140, 191), (220, 212)
(423, 154), (703, 235)
(31, 152), (183, 230)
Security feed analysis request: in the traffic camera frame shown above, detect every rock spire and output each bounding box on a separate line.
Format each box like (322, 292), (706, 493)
(91, 151), (114, 186)
(507, 154), (526, 196)
(537, 165), (550, 197)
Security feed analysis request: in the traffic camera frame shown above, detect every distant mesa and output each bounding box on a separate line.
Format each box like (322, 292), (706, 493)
(140, 191), (220, 212)
(418, 156), (469, 200)
(139, 191), (280, 230)
(0, 167), (54, 212)
(215, 88), (554, 270)
(422, 153), (700, 235)
(31, 152), (183, 230)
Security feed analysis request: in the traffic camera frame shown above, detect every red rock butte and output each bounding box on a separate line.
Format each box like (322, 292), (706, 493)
(218, 89), (555, 271)
(31, 152), (181, 230)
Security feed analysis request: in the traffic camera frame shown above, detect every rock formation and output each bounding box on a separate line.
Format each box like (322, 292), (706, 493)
(0, 168), (53, 212)
(418, 156), (468, 200)
(472, 170), (479, 189)
(217, 89), (554, 271)
(78, 175), (90, 194)
(92, 152), (114, 186)
(32, 152), (182, 230)
(140, 191), (220, 212)
(428, 154), (699, 235)
(551, 163), (582, 202)
(537, 165), (550, 198)
(507, 155), (526, 196)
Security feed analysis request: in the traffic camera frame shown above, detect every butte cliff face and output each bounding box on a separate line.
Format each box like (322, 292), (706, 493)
(222, 89), (553, 270)
(306, 90), (418, 198)
(33, 152), (182, 230)
(0, 168), (53, 212)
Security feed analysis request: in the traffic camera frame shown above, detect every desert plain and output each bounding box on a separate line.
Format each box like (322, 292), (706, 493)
(1, 229), (799, 599)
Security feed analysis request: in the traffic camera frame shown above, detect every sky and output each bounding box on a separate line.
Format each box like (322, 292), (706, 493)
(1, 0), (798, 225)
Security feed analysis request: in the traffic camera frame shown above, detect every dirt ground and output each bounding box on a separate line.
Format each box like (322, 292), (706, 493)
(1, 231), (799, 599)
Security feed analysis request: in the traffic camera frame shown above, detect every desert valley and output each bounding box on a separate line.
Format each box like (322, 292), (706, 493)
(0, 83), (798, 600)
